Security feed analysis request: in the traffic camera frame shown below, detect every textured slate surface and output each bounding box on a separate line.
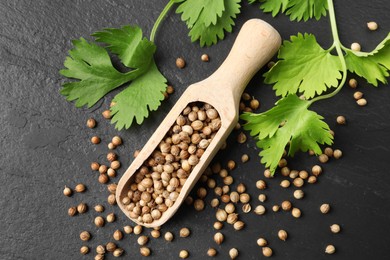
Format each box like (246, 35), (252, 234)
(0, 0), (389, 259)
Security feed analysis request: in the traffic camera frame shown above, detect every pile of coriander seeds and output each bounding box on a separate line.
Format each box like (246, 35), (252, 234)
(122, 102), (222, 224)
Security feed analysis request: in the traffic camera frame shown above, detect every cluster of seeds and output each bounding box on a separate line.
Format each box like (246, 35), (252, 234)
(121, 102), (222, 224)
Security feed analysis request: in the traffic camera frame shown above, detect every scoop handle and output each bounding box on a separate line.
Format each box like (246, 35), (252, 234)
(208, 19), (281, 99)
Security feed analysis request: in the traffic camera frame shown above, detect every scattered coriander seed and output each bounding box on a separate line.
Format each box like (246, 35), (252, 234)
(75, 183), (86, 193)
(318, 154), (329, 164)
(107, 213), (116, 222)
(299, 170), (309, 180)
(236, 183), (246, 193)
(107, 183), (117, 193)
(214, 232), (224, 245)
(207, 248), (217, 257)
(292, 207), (301, 218)
(91, 136), (101, 144)
(272, 205), (280, 212)
(312, 165), (322, 176)
(107, 168), (116, 178)
(106, 242), (117, 252)
(94, 204), (104, 213)
(348, 78), (358, 88)
(151, 229), (160, 238)
(227, 160), (236, 170)
(201, 54), (209, 62)
(164, 231), (174, 242)
(87, 118), (96, 128)
(194, 199), (205, 211)
(227, 213), (238, 224)
(281, 201), (292, 211)
(216, 209), (228, 222)
(351, 42), (361, 51)
(180, 227), (190, 238)
(254, 205), (266, 215)
(63, 186), (72, 197)
(112, 136), (122, 146)
(233, 220), (245, 231)
(166, 85), (174, 94)
(107, 152), (117, 162)
(140, 247), (151, 256)
(96, 245), (106, 255)
(77, 203), (87, 214)
(229, 191), (239, 203)
(110, 160), (121, 170)
(229, 248), (239, 259)
(281, 166), (290, 176)
(239, 193), (251, 203)
(179, 250), (189, 259)
(278, 230), (288, 241)
(324, 147), (334, 157)
(357, 98), (367, 106)
(353, 91), (363, 100)
(207, 178), (216, 189)
(257, 238), (267, 247)
(214, 221), (223, 230)
(256, 180), (267, 190)
(124, 225), (133, 234)
(258, 194), (267, 202)
(330, 224), (341, 233)
(242, 203), (251, 213)
(225, 203), (235, 214)
(108, 142), (116, 150)
(80, 231), (91, 241)
(307, 175), (317, 184)
(68, 206), (77, 216)
(293, 190), (304, 200)
(113, 248), (124, 257)
(262, 247), (273, 257)
(264, 169), (273, 178)
(134, 225), (143, 235)
(223, 176), (234, 185)
(280, 180), (290, 188)
(333, 149), (342, 159)
(289, 170), (298, 179)
(91, 162), (100, 171)
(95, 216), (105, 227)
(320, 203), (330, 214)
(98, 173), (109, 184)
(241, 154), (249, 163)
(367, 21), (378, 31)
(102, 109), (111, 119)
(108, 194), (116, 205)
(250, 99), (260, 110)
(80, 246), (89, 255)
(113, 230), (123, 241)
(237, 132), (247, 143)
(176, 57), (186, 69)
(336, 115), (346, 125)
(211, 198), (220, 208)
(325, 245), (336, 254)
(293, 178), (304, 188)
(137, 235), (149, 246)
(95, 254), (104, 260)
(278, 158), (288, 167)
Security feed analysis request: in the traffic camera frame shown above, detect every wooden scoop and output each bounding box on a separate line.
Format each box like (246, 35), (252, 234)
(116, 19), (281, 227)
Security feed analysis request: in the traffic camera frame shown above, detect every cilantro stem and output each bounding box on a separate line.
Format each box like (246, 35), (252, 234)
(309, 0), (347, 104)
(150, 0), (176, 43)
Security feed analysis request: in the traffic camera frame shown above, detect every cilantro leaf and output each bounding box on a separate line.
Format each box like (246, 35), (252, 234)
(110, 62), (167, 130)
(92, 25), (156, 70)
(60, 38), (137, 108)
(264, 33), (342, 98)
(188, 0), (241, 47)
(241, 95), (333, 174)
(345, 33), (390, 86)
(250, 0), (327, 21)
(176, 0), (225, 27)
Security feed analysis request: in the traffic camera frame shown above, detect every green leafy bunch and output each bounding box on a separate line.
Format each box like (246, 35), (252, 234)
(242, 0), (390, 174)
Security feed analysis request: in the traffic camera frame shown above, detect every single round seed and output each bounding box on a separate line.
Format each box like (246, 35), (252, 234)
(95, 254), (104, 260)
(262, 247), (273, 257)
(299, 170), (309, 179)
(233, 220), (245, 231)
(216, 209), (228, 222)
(318, 154), (329, 164)
(108, 142), (116, 150)
(137, 235), (149, 246)
(164, 232), (174, 242)
(236, 183), (246, 193)
(256, 180), (267, 190)
(96, 245), (106, 255)
(124, 225), (133, 234)
(250, 99), (260, 110)
(264, 169), (273, 178)
(357, 98), (367, 106)
(278, 230), (288, 241)
(214, 232), (224, 245)
(179, 250), (189, 259)
(77, 203), (88, 214)
(229, 248), (239, 259)
(241, 154), (249, 163)
(330, 224), (341, 233)
(113, 230), (123, 241)
(91, 136), (101, 144)
(227, 160), (236, 170)
(98, 173), (109, 184)
(367, 21), (378, 31)
(113, 248), (124, 257)
(180, 227), (190, 238)
(280, 180), (290, 188)
(353, 91), (363, 100)
(324, 147), (334, 157)
(320, 203), (330, 214)
(68, 207), (77, 216)
(239, 193), (251, 203)
(293, 177), (304, 188)
(258, 194), (267, 202)
(87, 118), (96, 128)
(237, 132), (247, 143)
(112, 136), (122, 146)
(213, 221), (223, 230)
(351, 42), (361, 51)
(281, 166), (290, 176)
(107, 213), (116, 222)
(107, 152), (117, 162)
(325, 245), (336, 254)
(272, 205), (280, 212)
(292, 207), (301, 218)
(336, 115), (346, 125)
(166, 85), (174, 94)
(111, 160), (121, 170)
(151, 229), (160, 238)
(140, 247), (151, 256)
(63, 186), (72, 197)
(201, 54), (209, 62)
(94, 216), (105, 227)
(257, 238), (267, 247)
(293, 190), (304, 200)
(242, 203), (251, 213)
(312, 165), (322, 176)
(107, 168), (116, 177)
(308, 176), (317, 184)
(281, 201), (292, 211)
(176, 57), (186, 69)
(348, 78), (358, 88)
(194, 199), (205, 211)
(108, 194), (116, 205)
(225, 203), (235, 214)
(207, 248), (217, 257)
(102, 109), (111, 119)
(80, 231), (91, 241)
(91, 162), (100, 171)
(210, 198), (220, 208)
(333, 149), (342, 159)
(289, 170), (298, 179)
(254, 205), (266, 215)
(80, 246), (89, 255)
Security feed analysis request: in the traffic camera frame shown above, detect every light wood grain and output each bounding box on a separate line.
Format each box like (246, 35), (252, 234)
(116, 19), (281, 228)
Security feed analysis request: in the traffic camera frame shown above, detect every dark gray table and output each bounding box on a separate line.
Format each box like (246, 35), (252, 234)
(1, 0), (389, 259)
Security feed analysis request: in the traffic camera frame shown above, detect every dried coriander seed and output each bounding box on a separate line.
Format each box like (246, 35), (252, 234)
(151, 229), (160, 238)
(63, 186), (72, 197)
(124, 225), (133, 234)
(254, 205), (266, 215)
(336, 115), (346, 125)
(75, 183), (86, 193)
(233, 221), (245, 231)
(86, 118), (96, 128)
(333, 149), (342, 159)
(180, 227), (190, 238)
(280, 180), (290, 188)
(91, 136), (101, 144)
(214, 232), (224, 245)
(367, 21), (378, 30)
(241, 154), (249, 163)
(312, 165), (322, 176)
(207, 248), (217, 257)
(68, 206), (77, 216)
(164, 232), (174, 242)
(134, 225), (143, 235)
(113, 230), (123, 241)
(94, 204), (104, 213)
(262, 247), (273, 257)
(95, 254), (104, 260)
(236, 183), (246, 193)
(281, 201), (292, 211)
(292, 207), (301, 218)
(216, 209), (228, 222)
(91, 162), (100, 171)
(242, 203), (251, 213)
(293, 190), (304, 200)
(140, 247), (151, 256)
(320, 203), (330, 214)
(80, 231), (91, 241)
(94, 216), (104, 227)
(102, 109), (111, 119)
(80, 246), (89, 255)
(357, 98), (367, 106)
(213, 221), (223, 230)
(108, 194), (116, 205)
(210, 198), (220, 208)
(257, 238), (267, 247)
(201, 54), (209, 62)
(278, 230), (288, 241)
(107, 213), (116, 223)
(256, 180), (267, 190)
(308, 175), (317, 184)
(113, 248), (124, 257)
(258, 194), (267, 202)
(112, 136), (122, 146)
(229, 248), (239, 259)
(194, 199), (205, 211)
(137, 235), (149, 246)
(272, 205), (280, 212)
(179, 250), (189, 259)
(96, 245), (106, 255)
(176, 57), (186, 69)
(237, 132), (247, 143)
(330, 224), (341, 233)
(325, 245), (336, 254)
(293, 177), (304, 188)
(77, 203), (87, 214)
(106, 242), (117, 252)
